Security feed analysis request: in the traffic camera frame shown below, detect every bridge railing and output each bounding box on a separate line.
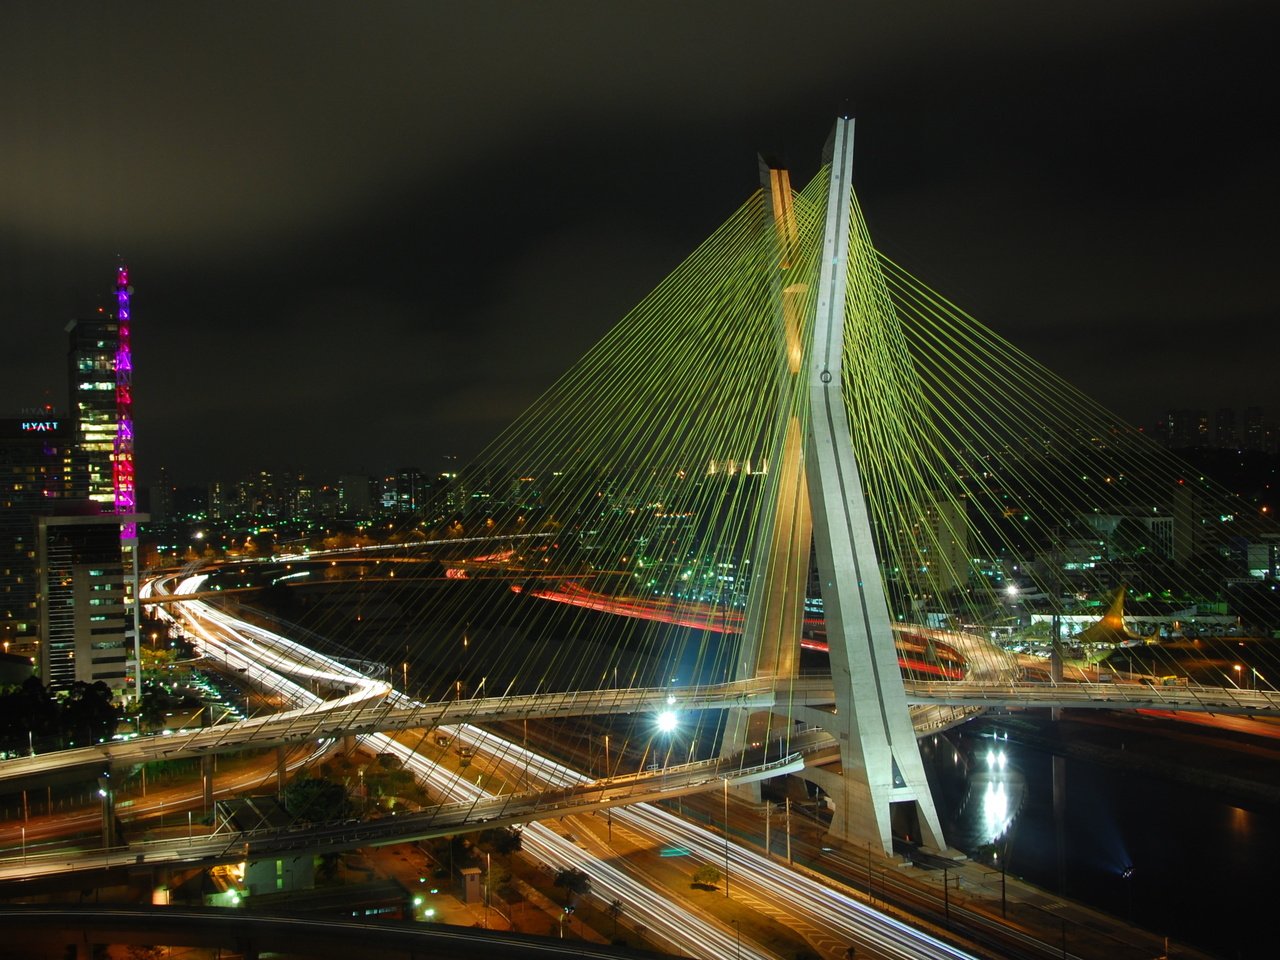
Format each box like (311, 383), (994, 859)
(903, 678), (1280, 713)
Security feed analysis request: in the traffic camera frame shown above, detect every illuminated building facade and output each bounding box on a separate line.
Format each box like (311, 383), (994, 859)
(56, 265), (143, 696)
(63, 264), (134, 531)
(0, 416), (85, 658)
(66, 324), (122, 506)
(36, 512), (141, 691)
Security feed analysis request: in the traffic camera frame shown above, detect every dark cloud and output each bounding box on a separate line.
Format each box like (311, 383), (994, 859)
(1, 1), (1276, 483)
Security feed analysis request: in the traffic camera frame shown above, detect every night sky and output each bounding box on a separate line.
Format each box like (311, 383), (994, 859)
(3, 2), (1276, 486)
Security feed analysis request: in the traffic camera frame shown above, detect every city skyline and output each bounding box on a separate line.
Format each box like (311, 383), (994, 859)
(3, 2), (1278, 485)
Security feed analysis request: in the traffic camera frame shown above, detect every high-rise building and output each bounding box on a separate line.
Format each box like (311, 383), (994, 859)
(37, 512), (141, 691)
(55, 264), (143, 696)
(339, 475), (373, 516)
(1162, 407), (1208, 450)
(1214, 408), (1237, 449)
(0, 414), (85, 658)
(66, 313), (120, 507)
(150, 465), (175, 522)
(1243, 406), (1266, 452)
(66, 265), (135, 527)
(395, 468), (426, 514)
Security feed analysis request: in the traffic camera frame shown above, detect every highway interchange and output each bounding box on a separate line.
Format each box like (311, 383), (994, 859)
(124, 571), (982, 959)
(2, 561), (1256, 958)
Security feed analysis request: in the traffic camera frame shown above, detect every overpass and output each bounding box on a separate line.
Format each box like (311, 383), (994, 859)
(4, 671), (1275, 790)
(0, 748), (803, 883)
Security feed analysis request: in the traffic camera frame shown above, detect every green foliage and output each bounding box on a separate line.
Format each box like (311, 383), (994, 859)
(282, 776), (349, 823)
(691, 863), (721, 888)
(481, 826), (523, 856)
(553, 867), (591, 902)
(0, 676), (59, 753)
(0, 677), (120, 751)
(317, 851), (342, 882)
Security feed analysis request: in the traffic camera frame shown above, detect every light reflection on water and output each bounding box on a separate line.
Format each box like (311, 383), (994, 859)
(924, 731), (1025, 850)
(924, 717), (1271, 959)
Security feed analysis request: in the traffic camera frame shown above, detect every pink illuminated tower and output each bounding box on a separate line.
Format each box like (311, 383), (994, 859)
(113, 265), (136, 539)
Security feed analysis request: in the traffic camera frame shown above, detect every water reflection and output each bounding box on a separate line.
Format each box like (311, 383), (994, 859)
(926, 730), (1025, 850)
(924, 716), (1273, 959)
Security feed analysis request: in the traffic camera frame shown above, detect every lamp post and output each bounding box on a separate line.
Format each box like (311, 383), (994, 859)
(764, 803), (771, 859)
(723, 777), (731, 898)
(998, 849), (1007, 919)
(785, 797), (792, 864)
(731, 918), (740, 959)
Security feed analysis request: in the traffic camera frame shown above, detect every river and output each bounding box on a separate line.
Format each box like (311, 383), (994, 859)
(923, 711), (1277, 960)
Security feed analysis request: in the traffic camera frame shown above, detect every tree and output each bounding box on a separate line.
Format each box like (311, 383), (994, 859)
(282, 777), (349, 823)
(607, 898), (625, 939)
(61, 681), (121, 746)
(691, 863), (722, 889)
(317, 851), (342, 882)
(482, 826), (523, 858)
(553, 867), (591, 905)
(0, 676), (58, 753)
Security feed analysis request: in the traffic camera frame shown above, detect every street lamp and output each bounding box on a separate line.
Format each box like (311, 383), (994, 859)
(723, 778), (731, 898)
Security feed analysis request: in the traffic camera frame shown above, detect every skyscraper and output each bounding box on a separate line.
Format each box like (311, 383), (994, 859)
(47, 264), (142, 696)
(0, 413), (85, 658)
(37, 512), (136, 690)
(65, 265), (135, 527)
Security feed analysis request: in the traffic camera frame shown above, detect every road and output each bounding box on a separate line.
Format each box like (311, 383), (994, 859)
(153, 576), (981, 960)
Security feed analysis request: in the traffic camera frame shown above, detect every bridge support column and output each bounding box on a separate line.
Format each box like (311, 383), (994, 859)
(201, 753), (215, 813)
(276, 746), (289, 801)
(723, 163), (809, 763)
(97, 766), (116, 848)
(1049, 615), (1064, 721)
(801, 118), (945, 856)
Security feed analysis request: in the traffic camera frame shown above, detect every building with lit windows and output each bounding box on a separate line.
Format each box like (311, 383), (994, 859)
(48, 265), (143, 695)
(66, 316), (124, 507)
(0, 415), (85, 659)
(394, 467), (426, 514)
(36, 511), (142, 692)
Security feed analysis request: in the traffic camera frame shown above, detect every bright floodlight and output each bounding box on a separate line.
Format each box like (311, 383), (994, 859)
(657, 710), (678, 734)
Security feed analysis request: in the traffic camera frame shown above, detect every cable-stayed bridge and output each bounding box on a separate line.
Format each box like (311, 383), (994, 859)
(295, 116), (1272, 856)
(6, 119), (1279, 868)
